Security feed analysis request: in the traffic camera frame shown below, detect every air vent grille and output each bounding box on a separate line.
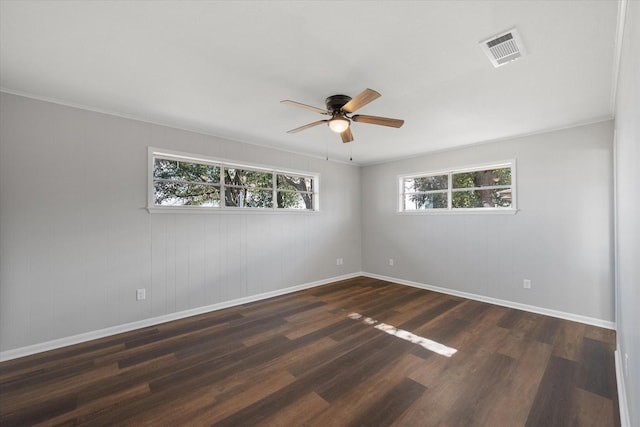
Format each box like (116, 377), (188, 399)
(480, 28), (526, 67)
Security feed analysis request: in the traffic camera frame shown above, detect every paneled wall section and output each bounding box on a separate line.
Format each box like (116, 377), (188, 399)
(0, 93), (362, 352)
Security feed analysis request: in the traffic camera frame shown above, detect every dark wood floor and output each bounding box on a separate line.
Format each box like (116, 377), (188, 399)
(0, 277), (620, 426)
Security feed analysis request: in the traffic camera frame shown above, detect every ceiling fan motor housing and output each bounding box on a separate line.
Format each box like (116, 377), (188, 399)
(325, 95), (352, 113)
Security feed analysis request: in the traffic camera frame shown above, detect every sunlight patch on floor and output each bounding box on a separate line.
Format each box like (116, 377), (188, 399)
(348, 313), (457, 357)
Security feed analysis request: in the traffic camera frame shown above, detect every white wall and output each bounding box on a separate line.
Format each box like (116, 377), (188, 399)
(614, 1), (640, 424)
(0, 93), (362, 353)
(361, 120), (614, 323)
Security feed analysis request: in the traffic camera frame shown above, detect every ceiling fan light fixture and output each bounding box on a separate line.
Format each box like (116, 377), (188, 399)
(328, 115), (350, 133)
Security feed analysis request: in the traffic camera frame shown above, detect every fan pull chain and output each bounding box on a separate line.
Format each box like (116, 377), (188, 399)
(350, 145), (353, 162)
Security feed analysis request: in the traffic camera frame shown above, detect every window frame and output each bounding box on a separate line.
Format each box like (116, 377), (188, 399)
(148, 147), (319, 213)
(398, 160), (517, 214)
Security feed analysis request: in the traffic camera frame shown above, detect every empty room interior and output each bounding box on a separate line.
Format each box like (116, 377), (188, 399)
(0, 1), (638, 426)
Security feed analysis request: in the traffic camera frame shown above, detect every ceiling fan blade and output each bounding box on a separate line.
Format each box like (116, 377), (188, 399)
(286, 120), (327, 134)
(281, 100), (329, 115)
(341, 127), (354, 143)
(352, 114), (404, 128)
(341, 88), (381, 113)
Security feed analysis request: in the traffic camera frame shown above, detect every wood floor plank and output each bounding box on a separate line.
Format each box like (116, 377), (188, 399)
(525, 355), (577, 427)
(448, 299), (493, 322)
(0, 328), (156, 378)
(584, 325), (616, 347)
(34, 382), (151, 427)
(552, 320), (587, 361)
(479, 339), (553, 426)
(576, 337), (616, 399)
(0, 393), (77, 426)
(284, 309), (345, 340)
(346, 377), (427, 427)
(443, 352), (516, 426)
(133, 369), (296, 426)
(0, 276), (620, 426)
(259, 392), (330, 427)
(414, 315), (469, 344)
(0, 343), (125, 385)
(314, 337), (413, 403)
(531, 315), (562, 344)
(377, 293), (443, 326)
(76, 353), (177, 406)
(356, 288), (428, 318)
(309, 352), (427, 426)
(399, 298), (462, 331)
(1, 363), (119, 413)
(401, 321), (516, 424)
(572, 387), (616, 427)
(214, 333), (405, 425)
(285, 325), (380, 377)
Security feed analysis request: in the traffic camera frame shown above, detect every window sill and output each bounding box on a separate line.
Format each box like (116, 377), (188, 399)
(147, 206), (319, 215)
(398, 208), (518, 216)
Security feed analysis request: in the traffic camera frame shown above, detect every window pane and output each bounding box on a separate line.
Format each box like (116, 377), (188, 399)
(404, 192), (448, 210)
(277, 174), (313, 192)
(154, 158), (219, 183)
(452, 168), (511, 188)
(452, 189), (512, 208)
(154, 158), (179, 179)
(277, 191), (313, 210)
(404, 175), (448, 192)
(277, 174), (314, 210)
(180, 161), (219, 183)
(226, 168), (272, 188)
(245, 190), (273, 208)
(224, 187), (242, 207)
(154, 181), (220, 206)
(223, 188), (273, 208)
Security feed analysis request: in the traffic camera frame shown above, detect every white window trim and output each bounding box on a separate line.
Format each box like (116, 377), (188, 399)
(397, 159), (518, 214)
(147, 147), (320, 213)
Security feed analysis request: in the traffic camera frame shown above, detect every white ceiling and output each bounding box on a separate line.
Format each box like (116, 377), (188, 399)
(0, 1), (621, 165)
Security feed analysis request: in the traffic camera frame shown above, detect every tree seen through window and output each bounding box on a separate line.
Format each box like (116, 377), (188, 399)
(401, 164), (514, 211)
(152, 156), (316, 210)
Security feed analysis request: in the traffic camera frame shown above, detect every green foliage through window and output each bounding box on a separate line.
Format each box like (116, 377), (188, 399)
(277, 174), (314, 209)
(400, 163), (514, 211)
(403, 174), (449, 210)
(451, 167), (512, 208)
(153, 159), (221, 206)
(152, 154), (316, 211)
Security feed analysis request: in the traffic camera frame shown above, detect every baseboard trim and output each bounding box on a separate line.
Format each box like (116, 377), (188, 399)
(0, 272), (360, 362)
(361, 272), (616, 330)
(0, 271), (616, 361)
(615, 349), (631, 427)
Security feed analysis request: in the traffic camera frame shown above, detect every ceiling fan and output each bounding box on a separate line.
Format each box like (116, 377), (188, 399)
(281, 88), (404, 143)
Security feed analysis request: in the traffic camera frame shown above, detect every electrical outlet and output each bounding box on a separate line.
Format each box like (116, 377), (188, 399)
(389, 258), (394, 266)
(523, 279), (531, 289)
(336, 258), (343, 265)
(136, 288), (146, 301)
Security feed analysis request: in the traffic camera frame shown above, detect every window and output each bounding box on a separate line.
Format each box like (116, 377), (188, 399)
(149, 149), (318, 211)
(399, 161), (515, 213)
